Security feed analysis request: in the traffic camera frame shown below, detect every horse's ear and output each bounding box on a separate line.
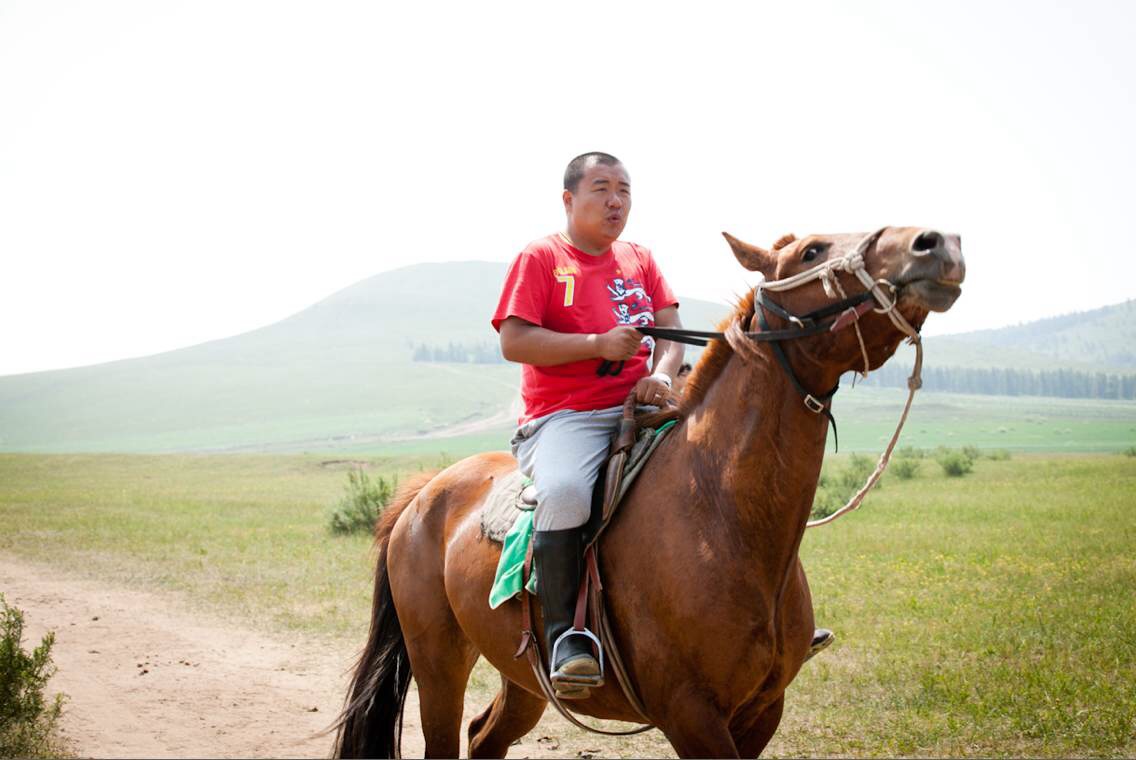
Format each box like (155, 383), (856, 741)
(722, 232), (775, 275)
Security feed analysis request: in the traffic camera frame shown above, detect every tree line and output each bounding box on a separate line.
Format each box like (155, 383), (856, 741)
(409, 340), (1136, 399)
(411, 341), (506, 364)
(858, 364), (1136, 400)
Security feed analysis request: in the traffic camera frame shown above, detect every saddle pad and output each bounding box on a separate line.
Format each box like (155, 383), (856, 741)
(480, 469), (530, 543)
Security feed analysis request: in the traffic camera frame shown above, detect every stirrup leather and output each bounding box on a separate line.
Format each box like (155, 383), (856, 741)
(550, 627), (604, 686)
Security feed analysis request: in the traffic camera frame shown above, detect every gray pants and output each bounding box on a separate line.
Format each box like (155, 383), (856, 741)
(511, 406), (626, 531)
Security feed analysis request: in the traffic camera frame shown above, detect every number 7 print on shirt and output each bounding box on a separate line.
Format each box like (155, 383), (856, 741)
(555, 273), (575, 307)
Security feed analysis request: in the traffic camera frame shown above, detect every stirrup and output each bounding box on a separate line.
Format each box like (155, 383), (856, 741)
(550, 628), (604, 687)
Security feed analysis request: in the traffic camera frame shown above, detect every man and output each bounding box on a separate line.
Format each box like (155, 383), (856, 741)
(492, 152), (684, 697)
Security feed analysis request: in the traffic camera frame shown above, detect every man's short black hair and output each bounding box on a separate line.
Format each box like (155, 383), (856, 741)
(563, 152), (623, 193)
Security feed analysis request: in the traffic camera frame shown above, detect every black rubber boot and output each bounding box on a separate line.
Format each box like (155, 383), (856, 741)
(533, 527), (602, 695)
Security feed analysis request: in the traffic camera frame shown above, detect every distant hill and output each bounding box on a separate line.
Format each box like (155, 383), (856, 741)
(860, 299), (1136, 395)
(934, 300), (1136, 370)
(2, 262), (1132, 454)
(0, 262), (729, 453)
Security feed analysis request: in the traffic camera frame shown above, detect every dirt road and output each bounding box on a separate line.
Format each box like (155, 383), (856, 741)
(0, 554), (661, 758)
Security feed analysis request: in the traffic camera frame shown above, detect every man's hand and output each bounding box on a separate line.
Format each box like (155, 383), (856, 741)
(633, 375), (676, 407)
(596, 325), (643, 361)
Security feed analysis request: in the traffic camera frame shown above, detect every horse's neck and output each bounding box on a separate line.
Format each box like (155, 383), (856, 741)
(679, 349), (829, 588)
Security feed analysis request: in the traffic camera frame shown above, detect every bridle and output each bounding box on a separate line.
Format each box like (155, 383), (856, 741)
(637, 227), (926, 528)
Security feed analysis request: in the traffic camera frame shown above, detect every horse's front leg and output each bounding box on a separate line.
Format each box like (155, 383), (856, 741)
(732, 695), (785, 758)
(656, 687), (740, 758)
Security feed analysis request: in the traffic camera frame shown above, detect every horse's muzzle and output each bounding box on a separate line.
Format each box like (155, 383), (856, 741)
(897, 229), (965, 312)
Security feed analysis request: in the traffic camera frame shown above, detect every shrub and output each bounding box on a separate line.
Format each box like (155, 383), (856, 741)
(961, 445), (982, 462)
(1124, 446), (1136, 458)
(0, 594), (66, 759)
(896, 446), (926, 459)
(327, 469), (397, 535)
(811, 453), (882, 519)
(937, 449), (975, 477)
(986, 449), (1011, 461)
(840, 453), (880, 491)
(810, 488), (841, 520)
(891, 458), (921, 480)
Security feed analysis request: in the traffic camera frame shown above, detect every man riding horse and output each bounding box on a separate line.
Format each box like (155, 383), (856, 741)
(492, 152), (831, 698)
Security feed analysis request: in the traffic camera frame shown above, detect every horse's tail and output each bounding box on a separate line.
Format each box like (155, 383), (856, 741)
(331, 470), (439, 759)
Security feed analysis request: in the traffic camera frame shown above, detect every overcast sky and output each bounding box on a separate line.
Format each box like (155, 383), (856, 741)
(2, 1), (1134, 376)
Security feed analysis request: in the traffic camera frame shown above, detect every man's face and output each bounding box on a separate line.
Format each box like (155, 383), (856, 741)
(564, 161), (631, 247)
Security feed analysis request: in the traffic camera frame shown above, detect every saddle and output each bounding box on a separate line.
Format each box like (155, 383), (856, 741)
(481, 392), (669, 734)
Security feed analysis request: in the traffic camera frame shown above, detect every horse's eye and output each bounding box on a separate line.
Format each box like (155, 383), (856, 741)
(802, 245), (824, 263)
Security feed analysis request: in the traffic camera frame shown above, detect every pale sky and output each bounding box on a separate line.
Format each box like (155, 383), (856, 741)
(2, 1), (1134, 376)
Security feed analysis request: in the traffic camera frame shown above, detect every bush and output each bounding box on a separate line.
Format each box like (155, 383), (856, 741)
(896, 446), (926, 459)
(810, 489), (841, 520)
(937, 449), (975, 477)
(1124, 446), (1136, 458)
(811, 454), (882, 519)
(840, 453), (880, 491)
(0, 594), (66, 759)
(327, 469), (397, 535)
(961, 445), (982, 462)
(986, 449), (1011, 461)
(891, 458), (921, 480)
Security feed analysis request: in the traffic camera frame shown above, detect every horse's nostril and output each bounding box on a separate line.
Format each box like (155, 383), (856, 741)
(912, 230), (944, 253)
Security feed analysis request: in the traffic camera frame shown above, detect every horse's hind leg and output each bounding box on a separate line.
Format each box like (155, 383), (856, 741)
(467, 676), (547, 758)
(390, 529), (480, 756)
(400, 609), (479, 758)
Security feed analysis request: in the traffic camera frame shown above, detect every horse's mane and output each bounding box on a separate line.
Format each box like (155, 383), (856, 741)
(637, 289), (757, 429)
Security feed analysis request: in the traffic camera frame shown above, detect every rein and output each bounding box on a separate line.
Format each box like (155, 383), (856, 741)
(640, 228), (925, 528)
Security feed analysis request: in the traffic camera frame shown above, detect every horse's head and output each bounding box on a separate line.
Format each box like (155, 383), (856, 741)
(722, 227), (965, 375)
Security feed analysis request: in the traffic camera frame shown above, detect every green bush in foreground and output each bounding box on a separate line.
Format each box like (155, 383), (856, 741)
(0, 595), (66, 759)
(937, 448), (976, 477)
(891, 457), (921, 480)
(1125, 445), (1136, 457)
(812, 453), (882, 519)
(327, 468), (396, 535)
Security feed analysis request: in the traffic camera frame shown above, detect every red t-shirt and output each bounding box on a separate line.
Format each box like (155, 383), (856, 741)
(492, 234), (679, 423)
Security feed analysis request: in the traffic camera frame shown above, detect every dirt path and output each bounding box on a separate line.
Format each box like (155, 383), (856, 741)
(0, 554), (662, 758)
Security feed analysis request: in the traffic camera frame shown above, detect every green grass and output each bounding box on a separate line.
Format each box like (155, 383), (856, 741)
(775, 452), (1136, 757)
(827, 387), (1136, 453)
(1, 452), (1134, 756)
(0, 454), (409, 639)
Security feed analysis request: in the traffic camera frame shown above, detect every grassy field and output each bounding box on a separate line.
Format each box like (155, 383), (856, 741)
(1, 451), (1134, 756)
(291, 389), (1136, 460)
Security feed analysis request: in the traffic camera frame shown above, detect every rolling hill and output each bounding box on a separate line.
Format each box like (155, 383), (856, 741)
(1, 263), (1132, 454)
(0, 262), (729, 453)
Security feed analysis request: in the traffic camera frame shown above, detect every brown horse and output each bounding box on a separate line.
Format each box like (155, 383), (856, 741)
(333, 226), (965, 758)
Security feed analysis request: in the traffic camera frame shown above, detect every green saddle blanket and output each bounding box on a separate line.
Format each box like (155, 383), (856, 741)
(487, 420), (676, 609)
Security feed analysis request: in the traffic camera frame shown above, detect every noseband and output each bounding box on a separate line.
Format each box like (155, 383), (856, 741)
(638, 227), (926, 527)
